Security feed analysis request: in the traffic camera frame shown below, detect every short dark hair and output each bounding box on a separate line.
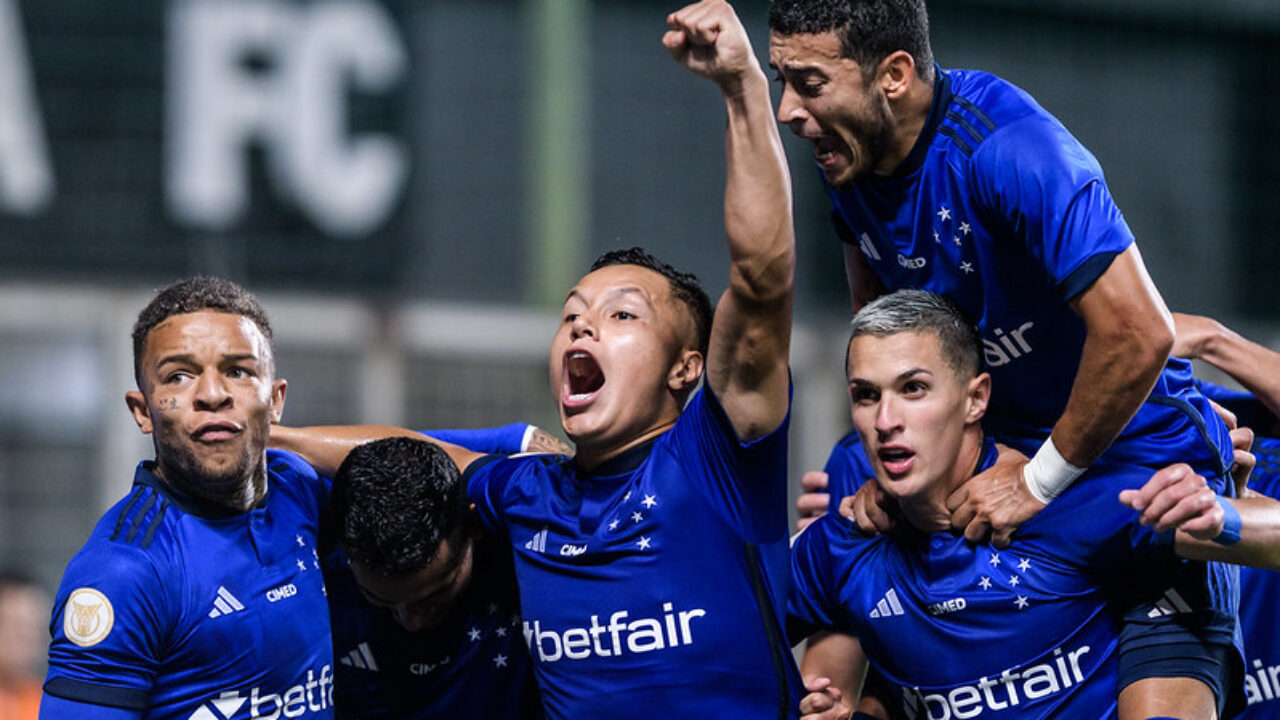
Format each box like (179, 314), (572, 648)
(848, 289), (981, 379)
(768, 0), (935, 83)
(131, 276), (275, 383)
(330, 437), (468, 576)
(590, 247), (713, 357)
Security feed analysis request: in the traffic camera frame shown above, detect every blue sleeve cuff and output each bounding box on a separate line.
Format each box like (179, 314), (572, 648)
(419, 424), (531, 455)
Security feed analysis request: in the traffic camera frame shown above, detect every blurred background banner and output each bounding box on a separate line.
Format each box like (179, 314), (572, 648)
(0, 0), (1277, 591)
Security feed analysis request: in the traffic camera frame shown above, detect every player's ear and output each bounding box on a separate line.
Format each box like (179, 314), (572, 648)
(125, 390), (153, 434)
(667, 350), (704, 392)
(269, 379), (288, 424)
(964, 372), (991, 424)
(877, 50), (916, 101)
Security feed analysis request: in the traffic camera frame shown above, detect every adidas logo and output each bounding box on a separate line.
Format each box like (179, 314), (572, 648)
(858, 232), (882, 261)
(525, 527), (548, 554)
(339, 642), (379, 671)
(208, 586), (245, 618)
(187, 690), (245, 720)
(1147, 588), (1192, 618)
(869, 588), (905, 619)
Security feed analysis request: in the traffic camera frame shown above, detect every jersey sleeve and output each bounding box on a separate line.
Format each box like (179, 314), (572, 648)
(823, 429), (876, 514)
(420, 424), (532, 455)
(787, 517), (845, 643)
(267, 448), (331, 516)
(667, 384), (792, 543)
(463, 454), (514, 539)
(970, 116), (1134, 302)
(44, 543), (173, 710)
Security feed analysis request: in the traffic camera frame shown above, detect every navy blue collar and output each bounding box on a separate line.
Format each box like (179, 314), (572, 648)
(133, 461), (267, 519)
(578, 438), (657, 479)
(888, 66), (951, 180)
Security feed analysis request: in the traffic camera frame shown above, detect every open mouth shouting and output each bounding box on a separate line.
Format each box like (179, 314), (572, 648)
(813, 135), (846, 169)
(878, 443), (915, 476)
(562, 350), (605, 410)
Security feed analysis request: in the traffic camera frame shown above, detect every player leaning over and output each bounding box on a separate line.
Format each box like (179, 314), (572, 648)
(789, 290), (1280, 720)
(271, 2), (804, 717)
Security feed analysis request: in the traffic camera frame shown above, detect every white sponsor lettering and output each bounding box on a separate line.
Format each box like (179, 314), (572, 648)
(926, 598), (967, 616)
(901, 645), (1088, 719)
(246, 664), (332, 719)
(981, 323), (1035, 368)
(167, 0), (408, 238)
(559, 544), (587, 557)
(898, 253), (927, 270)
(1245, 657), (1280, 707)
(266, 584), (298, 602)
(410, 656), (451, 676)
(523, 603), (706, 663)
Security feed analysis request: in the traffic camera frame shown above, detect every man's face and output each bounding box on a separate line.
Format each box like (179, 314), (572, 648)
(549, 264), (698, 456)
(847, 331), (984, 503)
(350, 536), (474, 633)
(769, 30), (895, 188)
(126, 311), (285, 505)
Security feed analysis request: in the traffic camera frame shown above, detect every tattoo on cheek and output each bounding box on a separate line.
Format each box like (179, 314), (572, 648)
(163, 398), (179, 410)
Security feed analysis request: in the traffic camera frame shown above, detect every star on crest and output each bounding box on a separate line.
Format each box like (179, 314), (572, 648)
(642, 494), (658, 509)
(468, 627), (481, 641)
(978, 576), (992, 590)
(937, 206), (951, 221)
(637, 536), (652, 550)
(1017, 558), (1031, 572)
(1014, 596), (1029, 610)
(493, 653), (508, 668)
(960, 261), (974, 274)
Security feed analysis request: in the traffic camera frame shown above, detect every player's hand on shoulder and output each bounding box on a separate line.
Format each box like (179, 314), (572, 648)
(799, 675), (853, 720)
(1228, 425), (1255, 496)
(796, 470), (831, 532)
(1119, 463), (1223, 539)
(1170, 312), (1223, 360)
(837, 481), (897, 535)
(662, 0), (760, 87)
(946, 444), (1040, 549)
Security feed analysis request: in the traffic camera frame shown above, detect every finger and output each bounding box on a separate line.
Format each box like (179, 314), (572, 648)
(945, 484), (969, 513)
(853, 493), (877, 534)
(867, 496), (895, 534)
(797, 493), (830, 519)
(1173, 499), (1224, 539)
(796, 516), (816, 532)
(838, 494), (857, 521)
(1231, 426), (1255, 452)
(803, 675), (832, 692)
(1138, 475), (1200, 526)
(950, 500), (976, 533)
(1153, 488), (1218, 532)
(661, 29), (687, 53)
(798, 691), (834, 715)
(1129, 465), (1188, 512)
(963, 517), (992, 544)
(802, 470), (831, 493)
(992, 525), (1015, 550)
(1208, 398), (1237, 429)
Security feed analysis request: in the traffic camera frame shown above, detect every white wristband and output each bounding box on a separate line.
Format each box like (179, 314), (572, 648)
(1022, 437), (1086, 504)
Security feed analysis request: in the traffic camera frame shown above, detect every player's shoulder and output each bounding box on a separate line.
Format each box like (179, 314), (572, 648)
(943, 68), (1082, 166)
(85, 480), (185, 561)
(267, 448), (322, 482)
(796, 512), (881, 559)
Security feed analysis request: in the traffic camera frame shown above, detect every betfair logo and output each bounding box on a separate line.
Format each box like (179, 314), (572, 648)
(192, 665), (333, 719)
(982, 323), (1035, 368)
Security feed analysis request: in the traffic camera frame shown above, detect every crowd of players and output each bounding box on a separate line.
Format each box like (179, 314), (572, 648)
(34, 1), (1280, 719)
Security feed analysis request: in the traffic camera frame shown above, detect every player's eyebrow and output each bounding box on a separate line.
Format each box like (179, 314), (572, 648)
(156, 352), (258, 367)
(848, 367), (932, 386)
(564, 286), (653, 306)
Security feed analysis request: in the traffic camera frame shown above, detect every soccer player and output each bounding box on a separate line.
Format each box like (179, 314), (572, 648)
(766, 0), (1232, 544)
(41, 277), (336, 720)
(789, 290), (1280, 720)
(271, 1), (802, 716)
(323, 436), (543, 719)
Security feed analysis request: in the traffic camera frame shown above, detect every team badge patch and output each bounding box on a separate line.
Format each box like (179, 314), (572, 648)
(64, 587), (114, 647)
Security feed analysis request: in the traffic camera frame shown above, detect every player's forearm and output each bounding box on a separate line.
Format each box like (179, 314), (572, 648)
(270, 424), (431, 476)
(843, 243), (885, 315)
(1053, 322), (1170, 466)
(800, 631), (867, 707)
(1178, 314), (1280, 418)
(1176, 494), (1280, 570)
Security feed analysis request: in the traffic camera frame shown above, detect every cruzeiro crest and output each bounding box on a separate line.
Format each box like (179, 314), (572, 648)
(64, 587), (114, 647)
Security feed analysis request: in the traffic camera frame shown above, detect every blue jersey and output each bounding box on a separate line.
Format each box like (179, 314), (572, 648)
(466, 387), (802, 719)
(1239, 436), (1280, 718)
(829, 67), (1232, 477)
(821, 427), (874, 514)
(45, 450), (334, 719)
(323, 542), (542, 720)
(790, 439), (1217, 720)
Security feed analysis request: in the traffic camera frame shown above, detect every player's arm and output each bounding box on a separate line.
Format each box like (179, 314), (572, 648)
(800, 631), (866, 719)
(950, 245), (1172, 546)
(1173, 311), (1280, 419)
(270, 424), (486, 477)
(40, 694), (142, 720)
(664, 0), (794, 441)
(1121, 462), (1280, 569)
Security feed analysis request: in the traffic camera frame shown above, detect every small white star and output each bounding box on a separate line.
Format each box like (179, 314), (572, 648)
(953, 235), (962, 247)
(495, 626), (507, 638)
(468, 627), (481, 641)
(296, 534), (305, 547)
(312, 559), (320, 569)
(960, 261), (974, 274)
(1014, 596), (1029, 610)
(637, 536), (652, 550)
(1009, 575), (1020, 587)
(488, 602), (499, 615)
(1017, 558), (1031, 572)
(510, 615), (520, 627)
(989, 553), (1000, 567)
(960, 221), (971, 236)
(608, 519), (620, 531)
(642, 494), (658, 509)
(933, 230), (941, 244)
(297, 559), (307, 572)
(493, 653), (508, 668)
(937, 206), (951, 221)
(623, 491), (631, 502)
(631, 512), (644, 524)
(978, 576), (992, 590)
